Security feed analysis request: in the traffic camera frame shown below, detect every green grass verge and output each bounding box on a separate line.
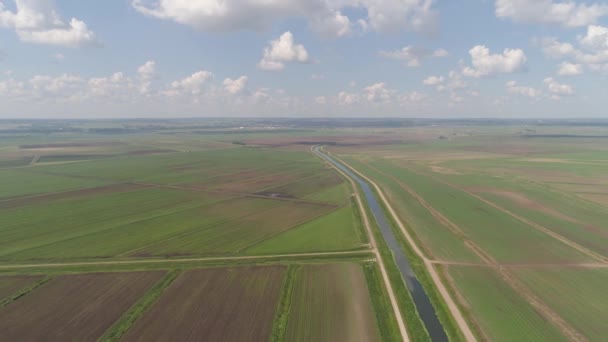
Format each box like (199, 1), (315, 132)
(99, 270), (181, 342)
(0, 276), (53, 307)
(356, 187), (431, 342)
(370, 184), (469, 342)
(362, 262), (402, 341)
(270, 265), (299, 342)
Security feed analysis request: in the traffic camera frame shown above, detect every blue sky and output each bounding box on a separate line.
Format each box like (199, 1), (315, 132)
(0, 0), (607, 118)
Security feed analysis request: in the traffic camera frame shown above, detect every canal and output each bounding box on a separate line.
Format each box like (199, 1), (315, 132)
(314, 146), (449, 342)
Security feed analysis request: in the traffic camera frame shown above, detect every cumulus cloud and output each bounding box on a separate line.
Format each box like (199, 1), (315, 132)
(337, 91), (360, 105)
(538, 37), (576, 58)
(462, 45), (527, 77)
(495, 0), (608, 27)
(506, 80), (542, 98)
(363, 82), (395, 102)
(544, 77), (574, 96)
(538, 25), (608, 73)
(557, 62), (583, 75)
(223, 75), (248, 94)
(167, 70), (213, 96)
(379, 46), (449, 67)
(258, 31), (310, 71)
(0, 0), (97, 47)
(423, 75), (444, 86)
(132, 0), (438, 36)
(137, 60), (157, 95)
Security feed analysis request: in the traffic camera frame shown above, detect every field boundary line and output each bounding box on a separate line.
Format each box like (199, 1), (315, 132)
(367, 159), (587, 341)
(1, 195), (240, 259)
(0, 276), (53, 307)
(325, 151), (477, 342)
(417, 169), (608, 264)
(312, 146), (410, 342)
(0, 251), (373, 270)
(119, 196), (292, 257)
(236, 205), (343, 253)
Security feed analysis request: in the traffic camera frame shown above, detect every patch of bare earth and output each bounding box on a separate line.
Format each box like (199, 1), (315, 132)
(0, 271), (165, 341)
(0, 275), (44, 300)
(122, 266), (285, 342)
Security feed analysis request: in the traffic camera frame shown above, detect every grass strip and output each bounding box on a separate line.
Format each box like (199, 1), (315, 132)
(0, 253), (371, 276)
(99, 269), (180, 342)
(0, 276), (53, 307)
(362, 261), (402, 341)
(270, 265), (299, 342)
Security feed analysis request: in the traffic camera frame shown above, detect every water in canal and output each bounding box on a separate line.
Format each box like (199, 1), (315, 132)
(314, 146), (449, 342)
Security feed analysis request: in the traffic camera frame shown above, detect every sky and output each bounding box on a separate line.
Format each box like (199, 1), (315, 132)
(0, 0), (607, 119)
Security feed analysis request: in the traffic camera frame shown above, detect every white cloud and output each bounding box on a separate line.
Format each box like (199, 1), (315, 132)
(363, 82), (395, 102)
(379, 46), (448, 67)
(423, 75), (444, 86)
(258, 31), (310, 71)
(0, 78), (25, 97)
(132, 0), (438, 36)
(167, 70), (213, 96)
(538, 26), (608, 73)
(314, 95), (327, 104)
(358, 0), (438, 34)
(337, 91), (360, 105)
(506, 80), (542, 98)
(544, 77), (574, 96)
(538, 37), (576, 58)
(0, 0), (97, 47)
(138, 60), (156, 78)
(400, 91), (428, 104)
(557, 62), (583, 75)
(433, 48), (449, 57)
(495, 0), (608, 27)
(30, 73), (83, 94)
(311, 74), (325, 80)
(462, 45), (527, 77)
(223, 75), (248, 94)
(138, 60), (157, 95)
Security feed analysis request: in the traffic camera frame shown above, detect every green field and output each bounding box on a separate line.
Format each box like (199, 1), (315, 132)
(514, 268), (608, 341)
(2, 120), (607, 341)
(447, 266), (567, 341)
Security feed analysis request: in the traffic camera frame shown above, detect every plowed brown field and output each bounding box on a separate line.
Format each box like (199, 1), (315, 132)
(123, 266), (285, 342)
(0, 271), (164, 341)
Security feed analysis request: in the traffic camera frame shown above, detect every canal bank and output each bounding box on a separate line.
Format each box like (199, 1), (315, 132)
(313, 146), (449, 342)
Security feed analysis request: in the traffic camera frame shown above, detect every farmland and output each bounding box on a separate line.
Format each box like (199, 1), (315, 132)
(332, 123), (608, 341)
(122, 266), (285, 341)
(0, 271), (165, 341)
(285, 263), (381, 342)
(1, 118), (607, 341)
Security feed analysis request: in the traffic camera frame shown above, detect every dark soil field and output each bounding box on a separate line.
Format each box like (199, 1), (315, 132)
(123, 266), (285, 342)
(0, 275), (43, 300)
(0, 271), (164, 341)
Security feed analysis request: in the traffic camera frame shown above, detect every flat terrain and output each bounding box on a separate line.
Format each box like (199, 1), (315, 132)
(123, 266), (285, 342)
(334, 125), (608, 341)
(0, 275), (43, 300)
(2, 119), (607, 341)
(285, 263), (381, 342)
(0, 271), (164, 341)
